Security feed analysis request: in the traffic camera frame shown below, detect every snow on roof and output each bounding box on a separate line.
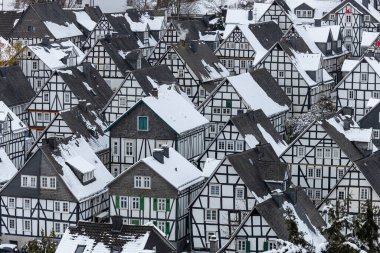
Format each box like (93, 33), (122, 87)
(367, 97), (380, 108)
(198, 31), (218, 41)
(362, 31), (379, 48)
(43, 21), (83, 39)
(228, 73), (289, 117)
(326, 116), (372, 143)
(124, 13), (147, 32)
(285, 0), (340, 23)
(0, 148), (17, 185)
(303, 26), (331, 43)
(28, 40), (85, 70)
(245, 134), (259, 148)
(365, 56), (380, 77)
(142, 147), (204, 191)
(142, 86), (209, 133)
(294, 53), (321, 71)
(73, 10), (97, 31)
(257, 124), (288, 156)
(238, 25), (268, 65)
(341, 59), (360, 72)
(52, 136), (114, 201)
(225, 5), (271, 25)
(65, 156), (95, 173)
(202, 158), (221, 178)
(0, 37), (16, 62)
(0, 101), (28, 133)
(200, 59), (230, 81)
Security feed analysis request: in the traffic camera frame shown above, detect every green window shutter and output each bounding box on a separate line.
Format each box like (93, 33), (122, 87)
(132, 219), (139, 225)
(153, 198), (157, 211)
(226, 99), (232, 108)
(166, 198), (170, 211)
(138, 116), (148, 131)
(115, 196), (120, 209)
(153, 221), (157, 226)
(140, 197), (144, 210)
(165, 222), (170, 235)
(246, 240), (250, 252)
(263, 241), (268, 251)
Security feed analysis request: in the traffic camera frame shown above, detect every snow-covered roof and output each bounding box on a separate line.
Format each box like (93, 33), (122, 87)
(0, 148), (17, 185)
(238, 25), (268, 65)
(43, 21), (83, 39)
(295, 53), (321, 71)
(142, 85), (209, 133)
(367, 97), (380, 108)
(228, 72), (290, 117)
(202, 158), (221, 178)
(51, 136), (114, 202)
(142, 147), (204, 191)
(362, 31), (379, 48)
(285, 0), (340, 24)
(73, 10), (97, 31)
(225, 5), (271, 25)
(28, 40), (85, 70)
(341, 59), (360, 72)
(326, 115), (372, 143)
(0, 37), (16, 62)
(303, 26), (331, 43)
(65, 156), (95, 173)
(365, 56), (380, 77)
(0, 101), (28, 133)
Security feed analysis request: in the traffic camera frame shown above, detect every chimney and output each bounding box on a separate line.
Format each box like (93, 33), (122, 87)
(85, 3), (89, 7)
(111, 216), (123, 233)
(162, 145), (169, 158)
(78, 100), (88, 112)
(151, 88), (158, 97)
(343, 119), (350, 131)
(190, 41), (198, 53)
(43, 137), (58, 150)
(203, 15), (209, 27)
(105, 33), (111, 43)
(272, 192), (284, 206)
(315, 19), (321, 27)
(180, 40), (185, 47)
(153, 149), (164, 163)
(209, 235), (218, 253)
(248, 9), (253, 21)
(286, 188), (298, 205)
(42, 35), (50, 46)
(362, 0), (369, 8)
(82, 62), (92, 76)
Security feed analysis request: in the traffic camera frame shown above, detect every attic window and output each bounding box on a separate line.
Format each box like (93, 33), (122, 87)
(65, 156), (96, 185)
(27, 25), (35, 32)
(83, 170), (95, 183)
(74, 245), (86, 253)
(205, 65), (212, 73)
(364, 15), (370, 21)
(329, 14), (335, 20)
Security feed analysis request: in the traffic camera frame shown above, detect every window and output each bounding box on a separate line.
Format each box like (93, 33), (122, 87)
(62, 202), (69, 212)
(346, 15), (351, 23)
(236, 141), (244, 151)
(236, 187), (244, 199)
(279, 71), (284, 77)
(44, 113), (50, 122)
(137, 116), (148, 131)
(178, 69), (184, 78)
(83, 171), (94, 183)
(286, 87), (292, 95)
(205, 209), (217, 222)
(329, 14), (335, 20)
(218, 140), (225, 150)
(364, 15), (370, 21)
(186, 87), (191, 96)
(206, 231), (216, 243)
(338, 168), (345, 179)
(315, 167), (322, 178)
(157, 198), (166, 211)
(348, 90), (355, 99)
(156, 221), (166, 233)
(112, 141), (118, 155)
(27, 25), (35, 32)
(361, 73), (368, 82)
(131, 197), (140, 210)
(134, 176), (150, 189)
(316, 148), (323, 158)
(8, 197), (15, 209)
(24, 199), (31, 209)
(307, 167), (314, 178)
(210, 184), (220, 196)
(55, 223), (61, 234)
(43, 92), (49, 102)
(227, 59), (234, 68)
(124, 141), (133, 156)
(338, 190), (345, 200)
(213, 107), (221, 114)
(240, 60), (247, 69)
(327, 42), (331, 50)
(21, 175), (37, 188)
(360, 188), (369, 200)
(222, 108), (231, 114)
(24, 220), (31, 231)
(324, 148), (332, 158)
(199, 88), (205, 97)
(226, 42), (235, 49)
(297, 146), (305, 157)
(236, 239), (246, 252)
(36, 79), (42, 89)
(226, 141), (234, 151)
(37, 112), (43, 122)
(120, 196), (128, 209)
(119, 97), (127, 107)
(374, 129), (380, 139)
(209, 124), (216, 133)
(64, 93), (70, 103)
(9, 218), (15, 230)
(333, 148), (340, 159)
(315, 190), (321, 200)
(41, 176), (56, 189)
(32, 61), (38, 70)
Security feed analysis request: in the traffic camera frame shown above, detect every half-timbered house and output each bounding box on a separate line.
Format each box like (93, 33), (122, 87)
(106, 85), (209, 175)
(280, 112), (371, 204)
(0, 136), (114, 246)
(334, 54), (380, 120)
(27, 103), (109, 167)
(359, 98), (380, 149)
(198, 68), (291, 141)
(360, 30), (380, 53)
(102, 65), (179, 124)
(0, 148), (18, 188)
(15, 39), (85, 91)
(0, 66), (35, 123)
(157, 41), (229, 106)
(216, 186), (325, 252)
(8, 2), (83, 46)
(215, 21), (283, 75)
(0, 101), (29, 169)
(108, 147), (205, 251)
(82, 35), (150, 91)
(255, 34), (335, 115)
(56, 220), (176, 253)
(196, 109), (288, 170)
(320, 0), (380, 57)
(318, 150), (380, 220)
(26, 63), (113, 139)
(190, 145), (293, 251)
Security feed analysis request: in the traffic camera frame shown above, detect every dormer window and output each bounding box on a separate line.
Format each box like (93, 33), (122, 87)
(66, 156), (96, 185)
(83, 170), (95, 183)
(327, 42), (331, 50)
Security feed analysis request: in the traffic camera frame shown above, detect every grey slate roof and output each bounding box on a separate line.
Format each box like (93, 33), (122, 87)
(248, 21), (284, 50)
(171, 19), (209, 41)
(58, 220), (175, 253)
(84, 5), (103, 23)
(57, 63), (113, 111)
(104, 13), (134, 35)
(0, 11), (23, 37)
(98, 36), (150, 76)
(294, 2), (315, 11)
(355, 151), (380, 198)
(359, 102), (380, 148)
(0, 66), (35, 107)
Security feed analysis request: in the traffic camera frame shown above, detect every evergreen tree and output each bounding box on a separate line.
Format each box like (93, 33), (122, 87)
(284, 208), (312, 251)
(24, 230), (57, 253)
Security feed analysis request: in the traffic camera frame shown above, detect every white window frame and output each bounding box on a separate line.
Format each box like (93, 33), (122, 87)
(324, 148), (332, 159)
(64, 93), (70, 103)
(8, 218), (15, 230)
(120, 196), (128, 209)
(297, 146), (305, 157)
(374, 129), (380, 139)
(24, 220), (31, 231)
(119, 97), (127, 107)
(24, 198), (31, 210)
(157, 198), (166, 211)
(236, 141), (244, 151)
(32, 61), (38, 70)
(329, 14), (335, 20)
(235, 187), (245, 199)
(315, 167), (322, 178)
(338, 190), (345, 200)
(210, 184), (221, 197)
(124, 141), (133, 156)
(236, 239), (246, 252)
(41, 176), (56, 189)
(21, 175), (37, 188)
(364, 15), (370, 21)
(316, 147), (323, 158)
(43, 92), (49, 102)
(134, 176), (150, 189)
(131, 197), (140, 210)
(205, 209), (217, 222)
(360, 188), (369, 200)
(333, 148), (340, 159)
(337, 168), (345, 179)
(226, 140), (234, 151)
(8, 197), (15, 209)
(218, 140), (226, 151)
(361, 73), (368, 82)
(286, 87), (292, 95)
(307, 167), (314, 178)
